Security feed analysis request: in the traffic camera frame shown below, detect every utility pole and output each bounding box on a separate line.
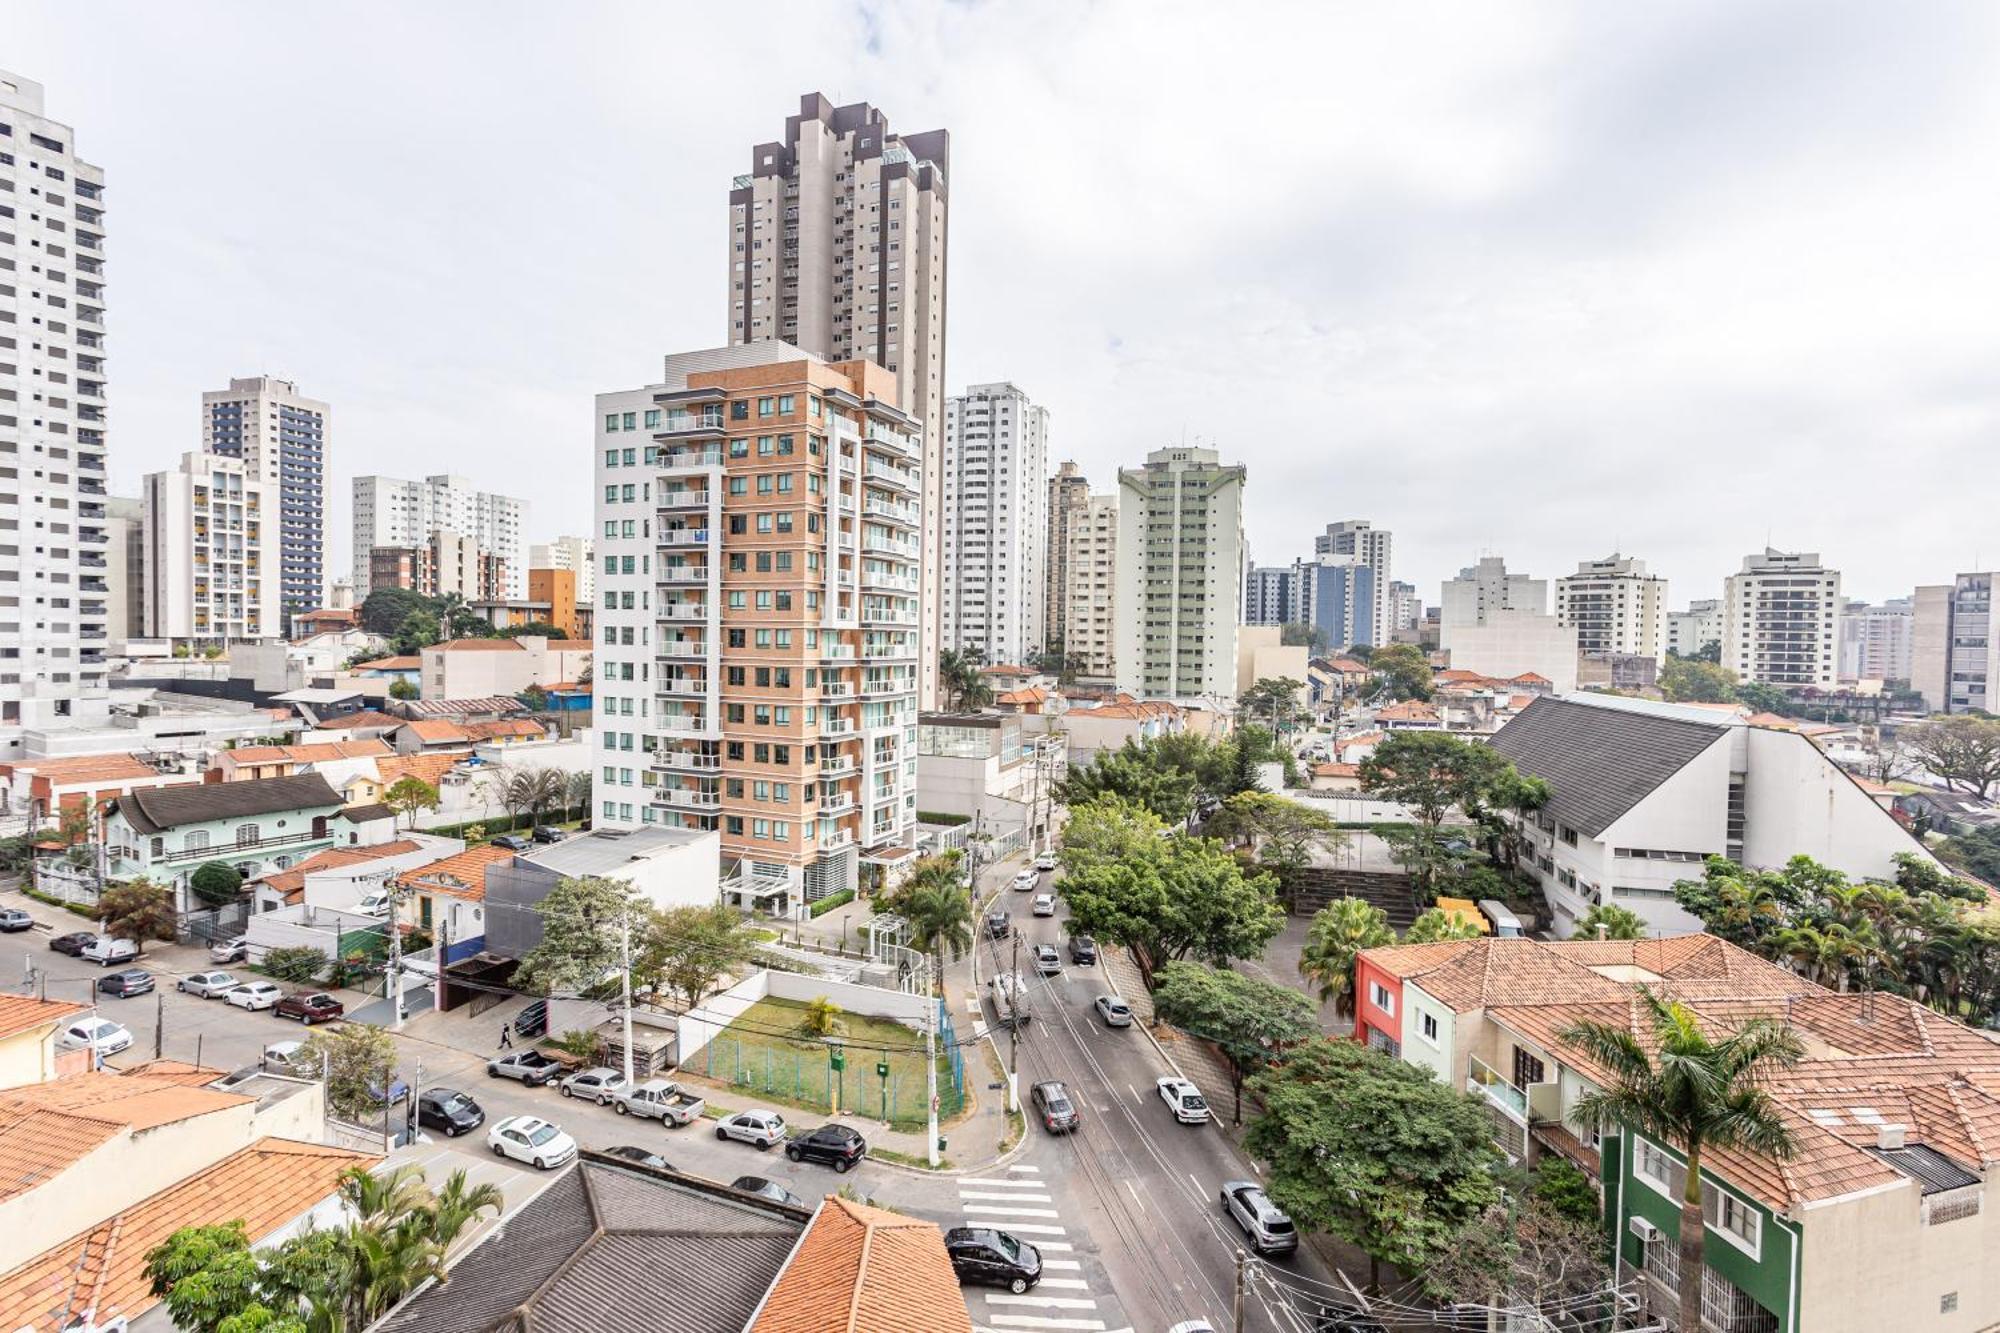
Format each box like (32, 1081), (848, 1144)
(387, 874), (406, 1032)
(924, 989), (939, 1167)
(1007, 930), (1020, 1113)
(619, 908), (635, 1086)
(1232, 1249), (1248, 1333)
(153, 988), (164, 1060)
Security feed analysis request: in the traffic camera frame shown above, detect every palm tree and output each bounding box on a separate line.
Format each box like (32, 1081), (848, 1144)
(886, 858), (974, 994)
(425, 1168), (504, 1251)
(338, 1164), (431, 1224)
(1297, 897), (1393, 1018)
(1404, 905), (1482, 943)
(1561, 988), (1803, 1333)
(564, 770), (593, 821)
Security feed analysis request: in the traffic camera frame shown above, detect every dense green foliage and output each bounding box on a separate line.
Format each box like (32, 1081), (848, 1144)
(1359, 731), (1532, 895)
(1152, 961), (1320, 1123)
(189, 861), (245, 908)
(262, 946), (328, 984)
(1368, 643), (1433, 701)
(1572, 902), (1647, 941)
(1297, 897), (1394, 1017)
(98, 878), (177, 948)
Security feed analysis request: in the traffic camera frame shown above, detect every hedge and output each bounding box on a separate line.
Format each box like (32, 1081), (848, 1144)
(916, 811), (971, 827)
(808, 888), (856, 918)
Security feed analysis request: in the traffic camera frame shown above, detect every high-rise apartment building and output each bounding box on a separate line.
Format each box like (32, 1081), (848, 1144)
(529, 535), (595, 601)
(1912, 575), (2000, 713)
(352, 474), (527, 599)
(1555, 553), (1668, 660)
(941, 382), (1047, 665)
(201, 376), (327, 616)
(1441, 556), (1548, 628)
(1837, 597), (1914, 684)
(366, 530), (506, 602)
(1045, 461), (1090, 654)
(0, 72), (111, 754)
(729, 94), (949, 707)
(1385, 580), (1423, 635)
(594, 343), (921, 903)
(1296, 558), (1375, 652)
(141, 451), (279, 645)
(1722, 549), (1841, 688)
(1063, 494), (1118, 684)
(1243, 565), (1296, 625)
(1314, 520), (1393, 645)
(1665, 598), (1723, 659)
(1114, 447), (1246, 700)
(104, 495), (143, 653)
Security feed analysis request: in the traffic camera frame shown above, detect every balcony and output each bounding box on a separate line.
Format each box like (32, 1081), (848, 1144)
(659, 447), (725, 470)
(863, 460), (918, 492)
(819, 642), (856, 662)
(863, 499), (918, 527)
(658, 564), (711, 586)
(818, 682), (854, 700)
(657, 714), (720, 736)
(861, 677), (905, 699)
(659, 788), (722, 811)
(1467, 1056), (1528, 1123)
(657, 414), (727, 438)
(821, 718), (857, 737)
(657, 750), (722, 773)
(817, 755), (857, 778)
(659, 487), (713, 511)
(660, 602), (711, 622)
(860, 570), (917, 593)
(658, 676), (708, 697)
(151, 826), (335, 868)
(659, 636), (708, 659)
(660, 527), (711, 548)
(862, 533), (917, 559)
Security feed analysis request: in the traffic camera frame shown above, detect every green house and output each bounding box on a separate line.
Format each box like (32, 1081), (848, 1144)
(104, 773), (351, 912)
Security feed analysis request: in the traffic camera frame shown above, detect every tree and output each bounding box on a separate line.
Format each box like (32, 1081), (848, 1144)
(1278, 622), (1324, 650)
(1245, 1038), (1502, 1289)
(391, 609), (440, 656)
(798, 995), (844, 1039)
(1405, 905), (1482, 943)
(1058, 796), (1168, 875)
(1152, 962), (1320, 1123)
(1202, 792), (1345, 886)
(1573, 902), (1647, 940)
(1056, 739), (1200, 825)
(882, 855), (975, 993)
(640, 903), (760, 1009)
(98, 878), (176, 951)
(1659, 656), (1737, 704)
(189, 861), (245, 908)
(388, 677), (419, 701)
(1059, 827), (1283, 978)
(521, 684), (550, 713)
(938, 648), (985, 711)
(144, 1222), (266, 1333)
(1239, 677), (1305, 732)
(1369, 643), (1433, 702)
(1358, 731), (1511, 895)
(1939, 825), (2000, 884)
(300, 1023), (399, 1122)
(1734, 680), (1793, 715)
(358, 586), (435, 636)
(1905, 714), (2000, 798)
(383, 776), (440, 830)
(1532, 1156), (1602, 1225)
(262, 946), (327, 984)
(1297, 897), (1394, 1017)
(1562, 988), (1804, 1333)
(564, 770), (592, 819)
(1421, 1195), (1610, 1329)
(500, 620), (568, 640)
(512, 875), (639, 995)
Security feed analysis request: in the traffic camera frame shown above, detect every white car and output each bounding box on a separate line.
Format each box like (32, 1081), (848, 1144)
(57, 1017), (132, 1057)
(713, 1109), (788, 1150)
(226, 981), (285, 1011)
(558, 1066), (629, 1104)
(209, 936), (249, 964)
(1034, 852), (1058, 873)
(1011, 869), (1039, 892)
(487, 1114), (577, 1170)
(178, 970), (240, 998)
(80, 937), (139, 967)
(1031, 893), (1057, 917)
(263, 1040), (308, 1073)
(1157, 1076), (1210, 1125)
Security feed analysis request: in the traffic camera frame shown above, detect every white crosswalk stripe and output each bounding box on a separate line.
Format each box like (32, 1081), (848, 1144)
(961, 1189), (1055, 1202)
(962, 1202), (1062, 1218)
(982, 1314), (1108, 1330)
(958, 1171), (1118, 1331)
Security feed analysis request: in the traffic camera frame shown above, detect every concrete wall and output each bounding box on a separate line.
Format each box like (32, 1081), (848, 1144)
(0, 1024), (61, 1091)
(1798, 1172), (1996, 1333)
(1440, 610), (1579, 693)
(1585, 735), (1734, 934)
(1741, 727), (1936, 880)
(1400, 981), (1455, 1085)
(675, 967), (932, 1069)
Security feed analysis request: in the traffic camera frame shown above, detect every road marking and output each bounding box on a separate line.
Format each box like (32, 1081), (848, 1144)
(1127, 1083), (1139, 1103)
(1187, 1172), (1201, 1193)
(1121, 1179), (1145, 1211)
(1039, 1258), (1082, 1270)
(960, 1177), (1052, 1189)
(1007, 1164), (1040, 1173)
(984, 1295), (1106, 1312)
(961, 1203), (1061, 1219)
(1033, 1277), (1093, 1290)
(982, 1224), (1068, 1237)
(960, 1190), (1055, 1203)
(979, 1321), (1110, 1333)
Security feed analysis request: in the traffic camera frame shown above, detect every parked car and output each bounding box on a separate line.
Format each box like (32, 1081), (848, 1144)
(1157, 1076), (1210, 1125)
(487, 1114), (577, 1170)
(49, 931), (97, 956)
(57, 1017), (132, 1057)
(1031, 943), (1062, 976)
(531, 825), (567, 845)
(945, 1226), (1043, 1295)
(354, 889), (392, 916)
(97, 969), (154, 999)
(489, 834), (531, 851)
(513, 999), (549, 1040)
(1034, 852), (1058, 873)
(714, 1109), (788, 1150)
(984, 910), (1011, 940)
(487, 1049), (565, 1086)
(208, 936), (249, 964)
(1094, 995), (1133, 1028)
(275, 992), (345, 1025)
(263, 1040), (308, 1074)
(226, 981), (285, 1012)
(1031, 894), (1057, 918)
(730, 1176), (804, 1208)
(1030, 1080), (1079, 1134)
(1068, 934), (1097, 965)
(1011, 869), (1038, 892)
(1220, 1180), (1298, 1255)
(0, 907), (33, 933)
(600, 1145), (674, 1171)
(785, 1123), (867, 1172)
(559, 1066), (629, 1104)
(611, 1078), (706, 1126)
(80, 937), (139, 967)
(178, 970), (240, 998)
(416, 1088), (486, 1137)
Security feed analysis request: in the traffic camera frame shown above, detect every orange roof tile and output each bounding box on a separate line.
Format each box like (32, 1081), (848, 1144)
(1376, 700), (1439, 721)
(427, 638), (524, 652)
(353, 655), (422, 670)
(395, 844), (516, 901)
(376, 752), (462, 789)
(982, 664), (1035, 678)
(1311, 762), (1360, 778)
(750, 1195), (972, 1333)
(1511, 672), (1551, 684)
(0, 995), (87, 1042)
(994, 686), (1048, 706)
(252, 841), (425, 901)
(0, 1071), (252, 1204)
(1745, 711), (1800, 730)
(401, 719), (473, 744)
(0, 1137), (376, 1333)
(314, 709), (403, 732)
(0, 753), (157, 785)
(223, 740), (394, 768)
(462, 718), (545, 740)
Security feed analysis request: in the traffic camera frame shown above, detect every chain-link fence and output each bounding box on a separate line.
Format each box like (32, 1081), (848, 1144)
(683, 1001), (965, 1130)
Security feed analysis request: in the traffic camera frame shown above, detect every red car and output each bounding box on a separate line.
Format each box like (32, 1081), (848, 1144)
(275, 992), (345, 1025)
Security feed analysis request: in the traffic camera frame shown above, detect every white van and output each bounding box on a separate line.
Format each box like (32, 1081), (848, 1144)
(81, 937), (140, 967)
(1478, 900), (1524, 938)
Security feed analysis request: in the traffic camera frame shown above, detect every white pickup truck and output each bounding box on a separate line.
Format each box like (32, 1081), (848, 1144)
(609, 1078), (707, 1126)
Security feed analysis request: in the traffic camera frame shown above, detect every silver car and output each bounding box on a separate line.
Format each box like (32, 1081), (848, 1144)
(1220, 1180), (1298, 1255)
(558, 1066), (629, 1105)
(1093, 995), (1133, 1028)
(713, 1109), (788, 1150)
(178, 970), (240, 998)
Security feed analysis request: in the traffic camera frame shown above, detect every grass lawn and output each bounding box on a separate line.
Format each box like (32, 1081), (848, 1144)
(688, 995), (951, 1128)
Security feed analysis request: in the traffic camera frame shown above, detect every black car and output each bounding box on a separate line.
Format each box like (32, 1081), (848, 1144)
(513, 999), (550, 1040)
(531, 825), (566, 845)
(731, 1175), (805, 1209)
(50, 931), (98, 956)
(601, 1145), (675, 1172)
(97, 969), (154, 998)
(415, 1088), (486, 1137)
(1030, 1080), (1079, 1134)
(489, 834), (531, 851)
(0, 908), (33, 933)
(785, 1123), (868, 1172)
(1068, 934), (1097, 965)
(984, 910), (1011, 940)
(944, 1226), (1043, 1295)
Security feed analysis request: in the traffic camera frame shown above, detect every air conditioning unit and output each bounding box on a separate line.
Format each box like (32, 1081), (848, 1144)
(1628, 1216), (1662, 1243)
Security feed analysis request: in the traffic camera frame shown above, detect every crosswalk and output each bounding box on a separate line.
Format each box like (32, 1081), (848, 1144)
(958, 1164), (1131, 1333)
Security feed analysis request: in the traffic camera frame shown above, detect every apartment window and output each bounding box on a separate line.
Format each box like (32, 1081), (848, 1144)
(1369, 982), (1394, 1016)
(604, 449), (620, 466)
(753, 818), (770, 839)
(604, 414), (620, 432)
(777, 395), (795, 413)
(622, 448), (636, 466)
(643, 409), (660, 428)
(757, 397), (775, 417)
(726, 816), (744, 835)
(731, 400), (749, 420)
(1419, 1012), (1439, 1043)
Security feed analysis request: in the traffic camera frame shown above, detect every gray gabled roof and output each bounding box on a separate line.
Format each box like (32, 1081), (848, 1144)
(115, 773), (345, 836)
(1487, 697), (1728, 838)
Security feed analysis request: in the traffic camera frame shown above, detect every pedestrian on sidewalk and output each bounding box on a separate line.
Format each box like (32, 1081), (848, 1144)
(498, 1023), (513, 1050)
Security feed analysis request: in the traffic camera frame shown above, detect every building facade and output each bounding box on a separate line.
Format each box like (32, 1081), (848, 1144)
(729, 93), (949, 708)
(201, 376), (327, 617)
(0, 71), (112, 754)
(1665, 597), (1723, 659)
(1045, 460), (1090, 655)
(1242, 565), (1295, 626)
(1836, 596), (1913, 683)
(1385, 580), (1423, 635)
(1113, 446), (1246, 701)
(526, 567), (580, 639)
(351, 474), (527, 599)
(1315, 520), (1393, 644)
(528, 535), (594, 602)
(940, 382), (1047, 665)
(594, 343), (921, 906)
(1064, 493), (1118, 684)
(141, 451), (280, 646)
(104, 495), (143, 653)
(1722, 549), (1841, 688)
(1296, 558), (1376, 651)
(1441, 556), (1547, 628)
(1554, 553), (1667, 661)
(1911, 574), (2000, 714)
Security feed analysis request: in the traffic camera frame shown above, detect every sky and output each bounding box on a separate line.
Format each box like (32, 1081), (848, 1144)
(11, 0), (2000, 607)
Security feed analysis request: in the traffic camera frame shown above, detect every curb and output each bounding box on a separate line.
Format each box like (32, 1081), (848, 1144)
(1100, 945), (1190, 1086)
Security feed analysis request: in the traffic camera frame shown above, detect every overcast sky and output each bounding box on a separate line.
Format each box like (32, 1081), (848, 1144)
(12, 0), (1999, 606)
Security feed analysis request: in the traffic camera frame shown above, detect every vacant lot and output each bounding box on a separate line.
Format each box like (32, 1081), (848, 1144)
(683, 995), (956, 1127)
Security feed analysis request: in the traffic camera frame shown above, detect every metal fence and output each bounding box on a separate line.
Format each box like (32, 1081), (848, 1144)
(683, 1000), (964, 1130)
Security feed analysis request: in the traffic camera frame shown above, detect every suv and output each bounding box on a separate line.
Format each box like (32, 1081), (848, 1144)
(275, 992), (345, 1025)
(488, 1049), (565, 1086)
(984, 910), (1011, 940)
(785, 1123), (868, 1172)
(1030, 1080), (1079, 1134)
(1068, 934), (1097, 965)
(1031, 943), (1062, 976)
(1220, 1180), (1298, 1255)
(945, 1226), (1043, 1294)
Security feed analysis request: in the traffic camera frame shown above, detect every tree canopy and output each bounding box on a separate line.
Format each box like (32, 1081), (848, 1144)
(1359, 731), (1518, 895)
(1368, 643), (1433, 701)
(1659, 656), (1737, 704)
(1152, 961), (1320, 1123)
(1201, 791), (1344, 886)
(98, 878), (176, 949)
(1405, 905), (1484, 943)
(299, 1022), (398, 1123)
(1298, 897), (1394, 1017)
(383, 776), (439, 830)
(188, 861), (245, 908)
(1055, 737), (1202, 825)
(1573, 902), (1647, 941)
(639, 903), (761, 1009)
(1904, 714), (2000, 799)
(1238, 676), (1306, 732)
(512, 875), (641, 995)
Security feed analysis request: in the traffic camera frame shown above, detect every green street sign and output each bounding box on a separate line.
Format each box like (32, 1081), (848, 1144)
(876, 1060), (890, 1080)
(829, 1048), (845, 1072)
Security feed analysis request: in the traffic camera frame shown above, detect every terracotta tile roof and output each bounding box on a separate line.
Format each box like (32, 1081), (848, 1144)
(982, 664), (1035, 678)
(427, 638), (524, 652)
(1434, 669), (1486, 684)
(0, 996), (86, 1042)
(0, 1137), (374, 1333)
(1511, 672), (1552, 684)
(1744, 711), (1800, 730)
(994, 686), (1048, 706)
(296, 608), (356, 622)
(222, 740), (393, 767)
(0, 754), (156, 785)
(545, 680), (592, 693)
(1327, 657), (1370, 672)
(1376, 700), (1439, 722)
(462, 718), (545, 740)
(0, 1071), (252, 1203)
(314, 709), (403, 731)
(750, 1195), (972, 1333)
(354, 655), (422, 670)
(377, 753), (463, 790)
(1311, 762), (1360, 778)
(401, 719), (474, 744)
(252, 841), (425, 901)
(396, 844), (516, 902)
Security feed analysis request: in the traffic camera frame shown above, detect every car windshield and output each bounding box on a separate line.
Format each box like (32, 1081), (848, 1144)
(766, 1115), (785, 1131)
(443, 1094), (471, 1111)
(526, 1124), (560, 1146)
(993, 1232), (1022, 1261)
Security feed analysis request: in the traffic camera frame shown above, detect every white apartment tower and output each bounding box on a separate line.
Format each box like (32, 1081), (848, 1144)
(1114, 447), (1246, 700)
(1441, 556), (1548, 628)
(1045, 460), (1090, 654)
(1666, 598), (1723, 659)
(1555, 553), (1668, 660)
(941, 382), (1047, 665)
(729, 94), (949, 707)
(1837, 598), (1914, 684)
(529, 535), (595, 601)
(351, 474), (527, 599)
(1386, 580), (1423, 635)
(0, 72), (111, 755)
(1064, 494), (1118, 683)
(141, 451), (280, 645)
(1722, 549), (1841, 688)
(201, 376), (328, 616)
(1315, 520), (1393, 645)
(1912, 576), (2000, 713)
